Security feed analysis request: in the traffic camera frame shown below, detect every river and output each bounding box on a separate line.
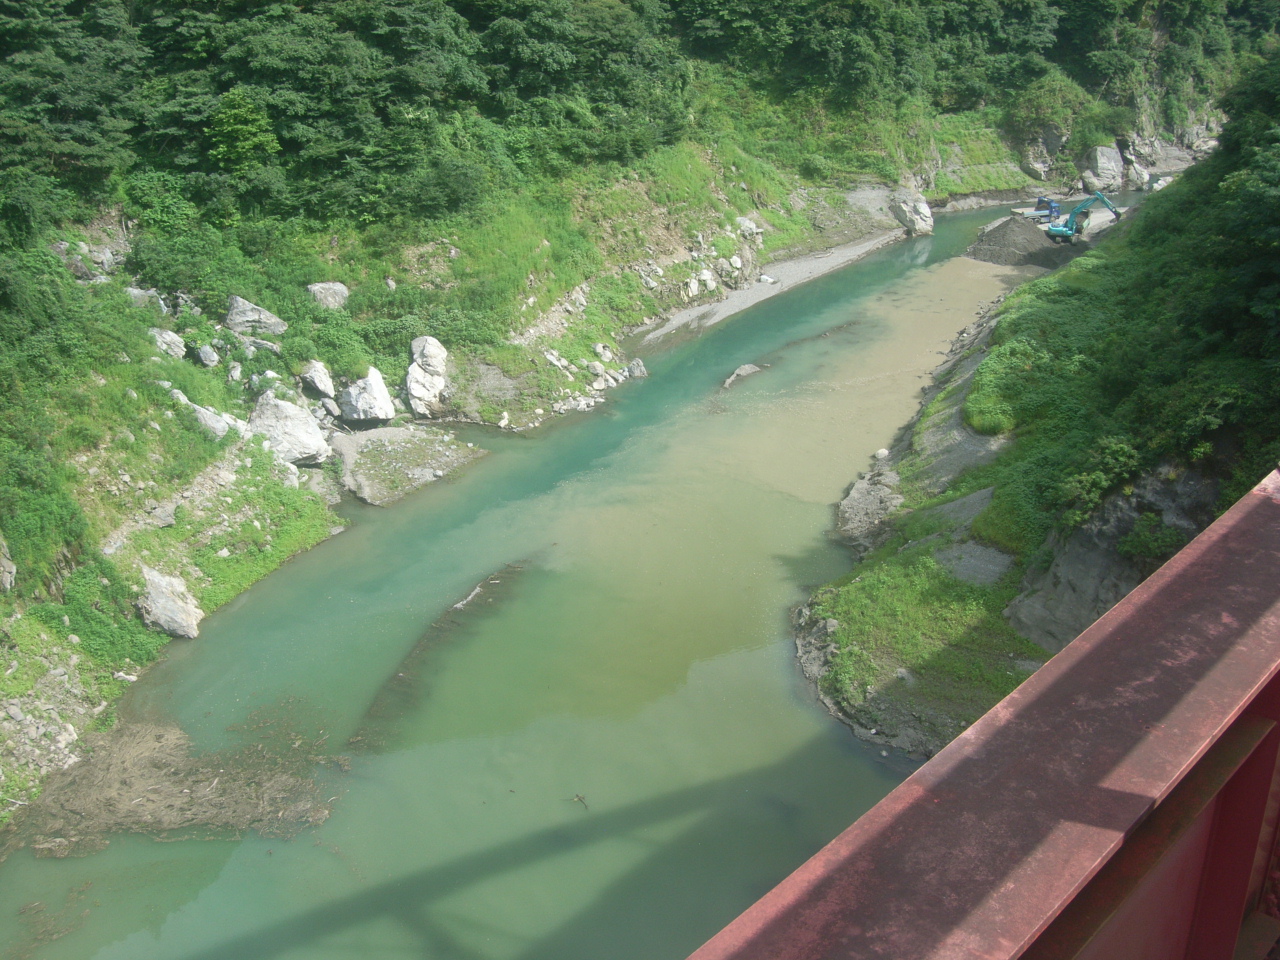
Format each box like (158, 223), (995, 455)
(0, 209), (1035, 960)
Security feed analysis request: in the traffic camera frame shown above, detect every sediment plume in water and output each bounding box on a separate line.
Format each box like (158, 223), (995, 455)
(347, 563), (528, 754)
(1, 705), (341, 861)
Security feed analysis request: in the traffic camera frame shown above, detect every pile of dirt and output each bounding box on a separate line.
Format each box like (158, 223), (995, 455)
(1, 711), (340, 860)
(965, 215), (1076, 269)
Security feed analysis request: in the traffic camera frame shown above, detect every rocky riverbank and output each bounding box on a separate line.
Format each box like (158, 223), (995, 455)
(796, 198), (1219, 761)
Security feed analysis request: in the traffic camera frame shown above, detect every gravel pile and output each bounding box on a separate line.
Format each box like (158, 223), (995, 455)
(965, 215), (1076, 269)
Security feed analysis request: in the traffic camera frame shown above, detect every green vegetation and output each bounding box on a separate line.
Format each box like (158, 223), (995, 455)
(815, 541), (1043, 731)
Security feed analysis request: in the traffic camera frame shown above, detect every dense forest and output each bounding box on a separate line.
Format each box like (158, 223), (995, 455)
(0, 1), (1278, 808)
(2, 1), (1275, 221)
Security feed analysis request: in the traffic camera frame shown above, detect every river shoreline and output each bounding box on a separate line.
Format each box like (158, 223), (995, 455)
(638, 228), (908, 345)
(792, 291), (1017, 761)
(0, 206), (1011, 851)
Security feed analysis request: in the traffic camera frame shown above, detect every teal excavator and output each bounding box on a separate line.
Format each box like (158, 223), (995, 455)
(1046, 192), (1121, 243)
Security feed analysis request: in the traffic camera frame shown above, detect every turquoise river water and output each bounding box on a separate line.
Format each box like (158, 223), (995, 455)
(0, 209), (1033, 960)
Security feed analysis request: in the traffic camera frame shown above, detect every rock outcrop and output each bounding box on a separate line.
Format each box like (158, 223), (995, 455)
(405, 336), (449, 417)
(836, 460), (904, 556)
(225, 296), (287, 337)
(722, 363), (761, 388)
(338, 366), (396, 421)
(1081, 145), (1126, 192)
(137, 565), (204, 638)
(307, 282), (349, 310)
(189, 403), (240, 440)
(889, 191), (934, 236)
(168, 389), (247, 441)
(150, 327), (186, 360)
(0, 536), (15, 592)
(247, 395), (331, 464)
(128, 288), (168, 314)
(1004, 467), (1218, 653)
(329, 426), (481, 506)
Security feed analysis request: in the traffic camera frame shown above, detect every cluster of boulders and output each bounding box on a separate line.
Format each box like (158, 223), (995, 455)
(139, 283), (460, 472)
(50, 239), (123, 286)
(631, 218), (770, 305)
(1021, 123), (1218, 192)
(542, 342), (648, 415)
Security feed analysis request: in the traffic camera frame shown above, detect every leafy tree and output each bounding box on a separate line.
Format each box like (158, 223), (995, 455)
(206, 87), (280, 174)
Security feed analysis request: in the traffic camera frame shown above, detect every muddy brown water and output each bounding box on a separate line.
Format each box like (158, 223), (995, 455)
(0, 211), (1036, 960)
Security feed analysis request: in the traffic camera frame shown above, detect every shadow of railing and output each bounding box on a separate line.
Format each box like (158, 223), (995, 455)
(173, 736), (859, 960)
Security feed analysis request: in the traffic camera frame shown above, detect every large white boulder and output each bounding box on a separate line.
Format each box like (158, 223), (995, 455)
(138, 565), (204, 638)
(1081, 145), (1125, 192)
(300, 359), (335, 398)
(411, 336), (448, 376)
(338, 366), (396, 421)
(248, 395), (331, 463)
(307, 282), (349, 310)
(150, 327), (186, 360)
(225, 296), (288, 336)
(889, 191), (934, 236)
(406, 337), (449, 416)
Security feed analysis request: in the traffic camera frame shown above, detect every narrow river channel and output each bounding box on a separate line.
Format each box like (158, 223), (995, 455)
(0, 209), (1034, 960)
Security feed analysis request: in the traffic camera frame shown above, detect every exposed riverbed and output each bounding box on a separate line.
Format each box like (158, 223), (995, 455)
(0, 209), (1036, 960)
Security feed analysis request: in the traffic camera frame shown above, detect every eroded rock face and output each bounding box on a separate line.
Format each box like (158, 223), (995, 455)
(225, 296), (287, 337)
(299, 359), (335, 398)
(248, 395), (331, 464)
(307, 282), (349, 310)
(0, 536), (15, 592)
(338, 366), (396, 421)
(889, 191), (934, 236)
(1082, 145), (1125, 192)
(138, 565), (204, 638)
(150, 328), (186, 360)
(1005, 468), (1218, 653)
(837, 462), (904, 555)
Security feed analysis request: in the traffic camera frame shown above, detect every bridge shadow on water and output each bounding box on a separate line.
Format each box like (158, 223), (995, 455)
(172, 737), (861, 960)
(170, 494), (1280, 960)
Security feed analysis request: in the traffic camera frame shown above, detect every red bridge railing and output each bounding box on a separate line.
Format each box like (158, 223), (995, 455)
(689, 469), (1280, 960)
